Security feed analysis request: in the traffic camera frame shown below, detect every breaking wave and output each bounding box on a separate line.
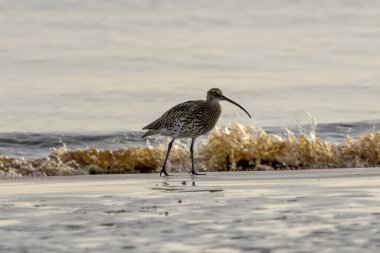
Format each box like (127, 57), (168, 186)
(1, 122), (380, 177)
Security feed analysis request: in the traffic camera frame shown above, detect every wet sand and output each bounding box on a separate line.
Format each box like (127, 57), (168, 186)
(1, 168), (380, 253)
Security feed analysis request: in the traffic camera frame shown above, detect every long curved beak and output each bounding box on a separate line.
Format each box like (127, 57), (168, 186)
(221, 95), (252, 118)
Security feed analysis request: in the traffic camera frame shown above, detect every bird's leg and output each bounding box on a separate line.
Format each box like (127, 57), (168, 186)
(189, 137), (206, 175)
(160, 138), (175, 176)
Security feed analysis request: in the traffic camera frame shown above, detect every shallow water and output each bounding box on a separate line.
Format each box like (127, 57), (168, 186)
(1, 169), (380, 253)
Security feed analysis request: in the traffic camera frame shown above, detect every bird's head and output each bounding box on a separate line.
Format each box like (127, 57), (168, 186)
(206, 88), (224, 101)
(206, 88), (252, 118)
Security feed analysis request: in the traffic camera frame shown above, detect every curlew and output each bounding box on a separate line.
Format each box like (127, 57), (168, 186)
(141, 88), (251, 176)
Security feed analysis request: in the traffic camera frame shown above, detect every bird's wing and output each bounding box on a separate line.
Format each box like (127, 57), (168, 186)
(142, 100), (204, 130)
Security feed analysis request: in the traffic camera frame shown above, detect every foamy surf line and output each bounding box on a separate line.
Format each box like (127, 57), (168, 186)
(1, 123), (379, 177)
(0, 169), (380, 253)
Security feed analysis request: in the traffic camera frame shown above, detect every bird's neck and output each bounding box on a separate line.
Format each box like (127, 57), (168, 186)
(209, 99), (222, 114)
(207, 98), (220, 104)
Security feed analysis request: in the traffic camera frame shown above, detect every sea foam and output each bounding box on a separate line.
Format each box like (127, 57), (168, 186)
(1, 123), (379, 177)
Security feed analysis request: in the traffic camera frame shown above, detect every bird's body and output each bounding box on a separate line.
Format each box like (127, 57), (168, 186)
(141, 99), (221, 138)
(141, 88), (251, 176)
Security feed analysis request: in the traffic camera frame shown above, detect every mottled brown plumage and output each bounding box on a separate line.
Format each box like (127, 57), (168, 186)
(141, 88), (251, 176)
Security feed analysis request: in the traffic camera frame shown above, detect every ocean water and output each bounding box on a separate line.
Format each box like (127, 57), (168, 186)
(1, 0), (380, 176)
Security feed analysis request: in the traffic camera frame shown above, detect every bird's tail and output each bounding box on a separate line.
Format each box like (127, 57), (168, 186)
(140, 129), (158, 138)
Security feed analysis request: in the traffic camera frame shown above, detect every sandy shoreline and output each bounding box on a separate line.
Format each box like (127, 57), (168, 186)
(1, 168), (380, 253)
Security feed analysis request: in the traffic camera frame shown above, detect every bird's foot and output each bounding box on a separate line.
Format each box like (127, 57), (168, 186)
(160, 168), (170, 177)
(189, 170), (206, 176)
